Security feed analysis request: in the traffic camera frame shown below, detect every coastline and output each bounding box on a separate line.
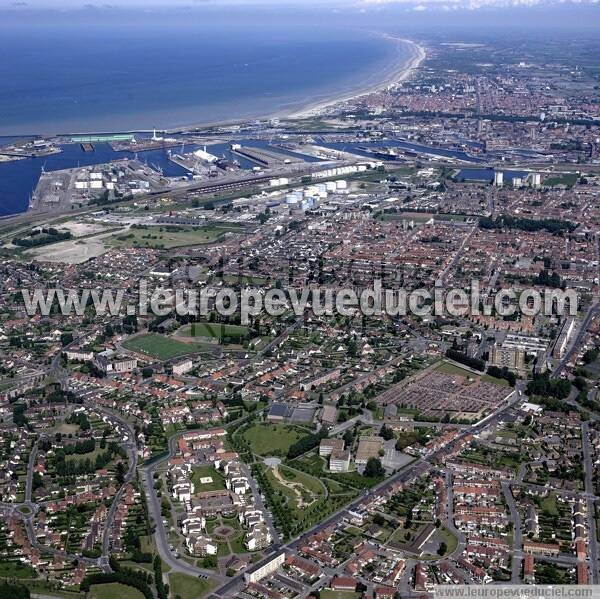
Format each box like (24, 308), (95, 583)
(161, 35), (426, 132)
(283, 36), (426, 121)
(0, 35), (425, 139)
(0, 34), (426, 220)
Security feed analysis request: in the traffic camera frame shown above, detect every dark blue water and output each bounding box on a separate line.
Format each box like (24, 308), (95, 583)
(0, 143), (193, 217)
(0, 24), (406, 136)
(0, 21), (409, 216)
(0, 139), (320, 216)
(323, 140), (484, 163)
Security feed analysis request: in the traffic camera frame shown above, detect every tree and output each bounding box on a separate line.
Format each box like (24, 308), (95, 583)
(380, 424), (394, 441)
(0, 581), (30, 599)
(364, 457), (385, 478)
(116, 461), (126, 485)
(373, 513), (385, 526)
(343, 429), (354, 447)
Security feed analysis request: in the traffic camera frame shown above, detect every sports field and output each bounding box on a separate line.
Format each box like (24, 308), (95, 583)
(179, 322), (249, 340)
(123, 333), (201, 360)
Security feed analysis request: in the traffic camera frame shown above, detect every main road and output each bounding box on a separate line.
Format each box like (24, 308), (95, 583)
(209, 387), (522, 597)
(581, 420), (600, 583)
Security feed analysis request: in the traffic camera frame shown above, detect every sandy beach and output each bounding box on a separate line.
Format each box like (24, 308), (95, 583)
(283, 35), (426, 120)
(2, 34), (426, 139)
(159, 35), (426, 134)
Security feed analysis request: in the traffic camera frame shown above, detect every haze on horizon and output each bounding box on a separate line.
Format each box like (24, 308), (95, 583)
(2, 0), (599, 9)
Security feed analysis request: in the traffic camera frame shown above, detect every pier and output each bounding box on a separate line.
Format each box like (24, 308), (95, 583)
(230, 144), (299, 167)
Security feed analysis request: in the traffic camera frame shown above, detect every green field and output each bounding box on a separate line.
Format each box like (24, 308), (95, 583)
(279, 465), (325, 496)
(56, 423), (80, 435)
(321, 591), (361, 599)
(179, 322), (249, 340)
(0, 380), (16, 392)
(388, 522), (427, 545)
(191, 465), (227, 493)
(541, 494), (559, 516)
(435, 360), (509, 386)
(222, 274), (269, 285)
(90, 583), (144, 599)
(437, 525), (459, 556)
(378, 212), (437, 223)
(543, 173), (579, 188)
(241, 423), (305, 456)
(109, 225), (242, 249)
(65, 446), (104, 464)
(0, 560), (37, 578)
(123, 333), (201, 360)
(265, 465), (325, 519)
(168, 572), (215, 599)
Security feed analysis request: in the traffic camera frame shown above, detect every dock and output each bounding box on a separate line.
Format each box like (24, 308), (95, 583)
(80, 143), (95, 152)
(230, 144), (300, 167)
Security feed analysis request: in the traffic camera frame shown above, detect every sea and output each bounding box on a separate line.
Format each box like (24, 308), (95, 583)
(0, 21), (412, 216)
(0, 23), (406, 136)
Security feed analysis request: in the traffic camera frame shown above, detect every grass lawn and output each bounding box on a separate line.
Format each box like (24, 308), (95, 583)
(109, 225), (242, 250)
(435, 360), (508, 386)
(65, 446), (104, 464)
(543, 173), (579, 188)
(222, 274), (268, 285)
(123, 333), (202, 360)
(168, 572), (215, 599)
(241, 423), (305, 456)
(191, 465), (226, 492)
(438, 525), (459, 555)
(205, 519), (218, 534)
(181, 322), (249, 340)
(388, 522), (427, 545)
(321, 591), (361, 599)
(90, 583), (144, 599)
(294, 452), (325, 471)
(56, 423), (80, 435)
(0, 560), (37, 578)
(0, 380), (16, 392)
(265, 465), (324, 520)
(541, 494), (559, 516)
(279, 465), (325, 496)
(229, 532), (249, 554)
(19, 581), (84, 599)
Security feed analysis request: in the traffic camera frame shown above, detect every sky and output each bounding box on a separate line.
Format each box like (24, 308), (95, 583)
(1, 0), (599, 8)
(0, 0), (598, 30)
